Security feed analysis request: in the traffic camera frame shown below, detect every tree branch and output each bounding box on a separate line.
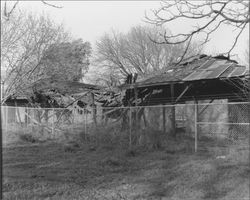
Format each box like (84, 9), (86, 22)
(145, 0), (249, 54)
(41, 1), (63, 9)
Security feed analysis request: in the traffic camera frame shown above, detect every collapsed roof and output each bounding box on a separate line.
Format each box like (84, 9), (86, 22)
(5, 78), (122, 108)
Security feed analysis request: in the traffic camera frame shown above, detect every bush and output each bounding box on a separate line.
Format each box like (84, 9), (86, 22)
(100, 156), (129, 168)
(63, 141), (81, 152)
(19, 133), (39, 143)
(125, 148), (137, 157)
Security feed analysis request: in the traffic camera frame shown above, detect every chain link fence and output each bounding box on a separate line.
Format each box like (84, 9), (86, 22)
(196, 102), (250, 160)
(1, 102), (249, 155)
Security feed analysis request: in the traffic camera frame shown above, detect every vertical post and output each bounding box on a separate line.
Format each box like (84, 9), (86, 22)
(5, 106), (8, 132)
(1, 81), (4, 104)
(162, 106), (166, 133)
(129, 107), (132, 148)
(14, 106), (18, 132)
(171, 84), (176, 137)
(194, 102), (198, 153)
(134, 85), (138, 129)
(72, 109), (74, 124)
(101, 107), (104, 125)
(71, 109), (74, 133)
(84, 108), (87, 140)
(25, 107), (27, 127)
(52, 108), (55, 138)
(91, 93), (97, 125)
(16, 106), (22, 127)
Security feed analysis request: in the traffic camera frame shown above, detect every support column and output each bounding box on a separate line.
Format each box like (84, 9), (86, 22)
(134, 85), (138, 130)
(91, 93), (97, 125)
(129, 107), (132, 148)
(162, 106), (166, 133)
(25, 108), (28, 127)
(171, 84), (176, 137)
(15, 102), (23, 127)
(52, 108), (55, 138)
(194, 99), (198, 153)
(5, 106), (8, 131)
(84, 108), (87, 140)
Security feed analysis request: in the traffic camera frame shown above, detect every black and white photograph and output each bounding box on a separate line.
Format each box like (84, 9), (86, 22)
(1, 1), (249, 199)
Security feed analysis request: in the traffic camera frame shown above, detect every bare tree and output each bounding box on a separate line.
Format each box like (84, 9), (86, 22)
(146, 0), (249, 59)
(94, 25), (202, 87)
(2, 0), (62, 20)
(1, 11), (70, 103)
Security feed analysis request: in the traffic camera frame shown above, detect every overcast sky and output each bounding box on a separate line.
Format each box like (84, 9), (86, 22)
(3, 1), (249, 64)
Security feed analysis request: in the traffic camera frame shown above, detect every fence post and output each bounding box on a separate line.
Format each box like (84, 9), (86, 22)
(52, 108), (55, 138)
(5, 107), (8, 132)
(129, 107), (132, 149)
(194, 103), (198, 153)
(84, 108), (87, 140)
(72, 109), (74, 133)
(72, 109), (74, 124)
(162, 106), (166, 133)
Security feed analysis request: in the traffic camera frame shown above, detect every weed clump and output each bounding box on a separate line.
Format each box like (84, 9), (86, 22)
(125, 149), (137, 157)
(101, 156), (130, 168)
(63, 140), (81, 152)
(19, 134), (39, 143)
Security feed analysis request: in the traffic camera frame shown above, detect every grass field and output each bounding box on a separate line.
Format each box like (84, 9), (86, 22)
(2, 133), (250, 200)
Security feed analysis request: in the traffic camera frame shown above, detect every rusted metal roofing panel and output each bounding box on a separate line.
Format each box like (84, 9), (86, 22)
(230, 66), (247, 77)
(183, 71), (202, 81)
(220, 64), (237, 78)
(198, 59), (216, 69)
(183, 70), (213, 81)
(206, 59), (228, 70)
(194, 70), (214, 80)
(206, 64), (231, 79)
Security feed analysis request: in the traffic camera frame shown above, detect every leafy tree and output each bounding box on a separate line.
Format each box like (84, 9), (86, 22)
(41, 39), (91, 82)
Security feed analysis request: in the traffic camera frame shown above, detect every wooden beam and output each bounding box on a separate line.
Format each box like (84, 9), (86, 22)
(15, 101), (23, 127)
(129, 107), (132, 148)
(134, 84), (138, 129)
(91, 92), (97, 125)
(171, 83), (176, 137)
(162, 106), (166, 133)
(198, 99), (214, 115)
(175, 84), (191, 103)
(194, 99), (198, 152)
(25, 107), (28, 126)
(142, 109), (147, 127)
(134, 84), (138, 106)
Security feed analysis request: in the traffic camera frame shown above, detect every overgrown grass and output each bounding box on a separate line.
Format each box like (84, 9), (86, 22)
(3, 139), (249, 200)
(2, 123), (249, 199)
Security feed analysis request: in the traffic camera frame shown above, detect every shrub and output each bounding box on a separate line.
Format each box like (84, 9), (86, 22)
(63, 141), (81, 152)
(19, 133), (39, 143)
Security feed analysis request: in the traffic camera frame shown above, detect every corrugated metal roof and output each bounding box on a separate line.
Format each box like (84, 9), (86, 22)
(136, 55), (249, 87)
